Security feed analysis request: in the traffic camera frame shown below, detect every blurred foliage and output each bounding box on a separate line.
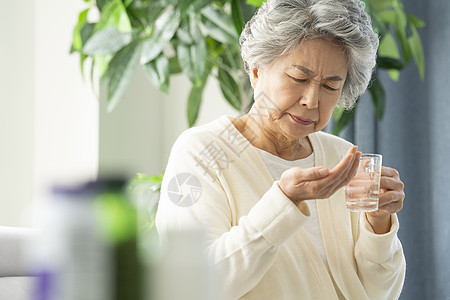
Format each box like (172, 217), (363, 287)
(71, 0), (425, 133)
(127, 172), (163, 230)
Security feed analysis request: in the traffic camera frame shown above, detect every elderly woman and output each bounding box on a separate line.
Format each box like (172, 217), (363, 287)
(156, 0), (406, 299)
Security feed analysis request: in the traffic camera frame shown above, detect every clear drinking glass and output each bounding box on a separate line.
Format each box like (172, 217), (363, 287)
(345, 154), (382, 212)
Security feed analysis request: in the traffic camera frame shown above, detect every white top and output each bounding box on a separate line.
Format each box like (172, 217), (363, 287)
(156, 115), (406, 300)
(253, 148), (329, 268)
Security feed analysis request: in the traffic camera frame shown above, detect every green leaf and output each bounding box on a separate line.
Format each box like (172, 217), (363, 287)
(140, 8), (181, 64)
(80, 23), (96, 47)
(205, 37), (222, 60)
(187, 84), (205, 127)
(191, 0), (214, 11)
(94, 54), (112, 79)
(115, 4), (133, 32)
(176, 23), (194, 45)
(89, 58), (96, 95)
(367, 0), (396, 11)
(333, 105), (345, 121)
(72, 22), (95, 55)
(387, 69), (400, 82)
(231, 0), (244, 35)
(72, 9), (89, 52)
(96, 0), (132, 33)
(177, 18), (207, 86)
(80, 53), (88, 79)
(169, 56), (182, 74)
(142, 54), (170, 93)
(378, 33), (400, 59)
(408, 14), (425, 28)
(378, 33), (402, 80)
(408, 25), (425, 80)
(241, 1), (258, 22)
(126, 1), (165, 28)
(368, 10), (388, 36)
(202, 17), (237, 44)
(393, 7), (412, 64)
(378, 9), (396, 25)
(246, 0), (264, 7)
(201, 6), (238, 40)
(189, 13), (203, 42)
(177, 42), (207, 86)
(377, 57), (403, 70)
(105, 41), (141, 112)
(368, 76), (386, 120)
(218, 67), (241, 110)
(127, 172), (164, 192)
(96, 0), (110, 12)
(83, 26), (132, 55)
(332, 107), (356, 135)
(187, 63), (213, 127)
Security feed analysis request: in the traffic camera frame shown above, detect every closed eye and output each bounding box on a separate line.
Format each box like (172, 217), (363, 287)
(288, 74), (339, 91)
(323, 84), (338, 91)
(288, 75), (307, 83)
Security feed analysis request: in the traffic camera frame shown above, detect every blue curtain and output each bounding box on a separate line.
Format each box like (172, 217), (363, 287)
(338, 1), (450, 298)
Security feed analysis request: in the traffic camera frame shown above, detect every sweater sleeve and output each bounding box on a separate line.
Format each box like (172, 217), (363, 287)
(155, 131), (310, 299)
(354, 213), (406, 300)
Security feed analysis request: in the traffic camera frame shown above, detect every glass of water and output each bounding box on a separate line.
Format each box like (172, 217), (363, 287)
(345, 154), (382, 212)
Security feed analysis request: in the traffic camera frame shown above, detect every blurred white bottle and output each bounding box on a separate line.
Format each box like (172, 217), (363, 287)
(31, 183), (111, 300)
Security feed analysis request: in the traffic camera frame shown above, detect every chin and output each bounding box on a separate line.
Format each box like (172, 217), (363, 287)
(282, 123), (313, 140)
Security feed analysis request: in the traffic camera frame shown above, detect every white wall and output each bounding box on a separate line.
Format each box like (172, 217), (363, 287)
(98, 66), (164, 178)
(0, 2), (35, 226)
(0, 1), (98, 226)
(33, 0), (99, 203)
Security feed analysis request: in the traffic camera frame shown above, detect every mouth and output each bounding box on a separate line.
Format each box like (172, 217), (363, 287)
(289, 114), (314, 126)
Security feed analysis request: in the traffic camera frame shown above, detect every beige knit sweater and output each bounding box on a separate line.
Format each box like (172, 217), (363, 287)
(156, 115), (406, 300)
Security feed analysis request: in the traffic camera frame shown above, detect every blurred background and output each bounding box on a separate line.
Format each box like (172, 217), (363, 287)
(1, 0), (449, 299)
(0, 0), (236, 227)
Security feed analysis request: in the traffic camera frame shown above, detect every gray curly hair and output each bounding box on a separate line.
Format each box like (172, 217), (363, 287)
(239, 0), (379, 109)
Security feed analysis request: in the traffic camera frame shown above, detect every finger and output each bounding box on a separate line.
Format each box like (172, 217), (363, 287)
(380, 176), (404, 191)
(329, 150), (361, 189)
(379, 190), (405, 206)
(344, 151), (362, 183)
(330, 146), (358, 175)
(279, 166), (329, 192)
(301, 146), (358, 198)
(381, 166), (400, 178)
(377, 202), (403, 215)
(296, 166), (330, 181)
(315, 151), (361, 198)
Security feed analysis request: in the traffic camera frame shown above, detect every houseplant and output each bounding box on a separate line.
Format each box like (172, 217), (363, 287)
(71, 0), (425, 134)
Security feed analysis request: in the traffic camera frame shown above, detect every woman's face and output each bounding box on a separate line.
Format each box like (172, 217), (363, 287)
(250, 38), (349, 141)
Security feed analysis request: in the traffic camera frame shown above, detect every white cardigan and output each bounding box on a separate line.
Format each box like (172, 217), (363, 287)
(156, 115), (406, 300)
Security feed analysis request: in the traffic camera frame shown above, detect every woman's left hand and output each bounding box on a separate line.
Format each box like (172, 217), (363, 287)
(365, 167), (405, 234)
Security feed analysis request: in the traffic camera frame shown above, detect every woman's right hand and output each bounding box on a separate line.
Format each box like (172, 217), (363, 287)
(278, 146), (361, 205)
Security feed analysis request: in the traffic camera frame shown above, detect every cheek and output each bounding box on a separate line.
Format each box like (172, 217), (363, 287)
(272, 80), (303, 107)
(258, 82), (295, 113)
(318, 99), (339, 125)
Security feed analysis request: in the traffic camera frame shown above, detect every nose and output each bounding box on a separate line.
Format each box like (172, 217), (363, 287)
(299, 84), (319, 109)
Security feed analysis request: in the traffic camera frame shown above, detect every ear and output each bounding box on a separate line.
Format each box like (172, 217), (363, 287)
(249, 68), (260, 88)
